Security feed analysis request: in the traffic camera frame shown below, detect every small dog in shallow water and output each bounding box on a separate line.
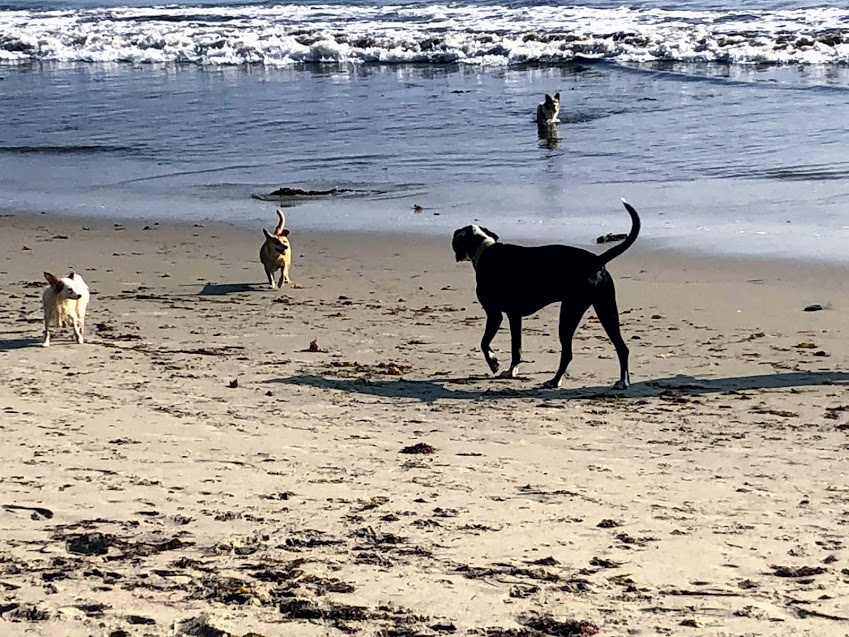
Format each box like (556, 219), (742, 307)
(536, 92), (560, 124)
(42, 271), (90, 347)
(452, 199), (640, 390)
(259, 208), (292, 289)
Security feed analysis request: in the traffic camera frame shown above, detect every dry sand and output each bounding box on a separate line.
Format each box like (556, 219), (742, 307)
(1, 211), (849, 636)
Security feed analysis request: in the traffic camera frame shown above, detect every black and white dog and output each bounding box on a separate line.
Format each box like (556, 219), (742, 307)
(452, 200), (640, 389)
(535, 92), (560, 124)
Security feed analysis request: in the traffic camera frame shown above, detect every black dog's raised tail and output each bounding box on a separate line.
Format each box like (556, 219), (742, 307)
(599, 198), (641, 266)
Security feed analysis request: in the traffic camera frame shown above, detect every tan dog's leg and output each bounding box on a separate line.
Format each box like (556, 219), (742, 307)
(265, 267), (277, 289)
(277, 267), (287, 289)
(42, 317), (50, 347)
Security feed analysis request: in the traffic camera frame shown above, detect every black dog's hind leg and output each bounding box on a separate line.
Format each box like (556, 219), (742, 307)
(593, 280), (630, 390)
(481, 311), (503, 373)
(500, 313), (523, 378)
(544, 300), (591, 389)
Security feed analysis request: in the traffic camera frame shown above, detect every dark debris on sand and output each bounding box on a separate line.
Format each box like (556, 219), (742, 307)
(400, 442), (436, 455)
(472, 612), (599, 636)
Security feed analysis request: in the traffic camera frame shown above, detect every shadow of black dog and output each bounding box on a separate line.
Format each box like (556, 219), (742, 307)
(268, 370), (849, 403)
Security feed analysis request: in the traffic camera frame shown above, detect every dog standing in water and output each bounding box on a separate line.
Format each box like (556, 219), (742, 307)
(535, 92), (560, 124)
(42, 271), (90, 346)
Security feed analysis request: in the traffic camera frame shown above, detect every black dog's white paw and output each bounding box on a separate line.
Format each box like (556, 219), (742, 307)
(487, 359), (500, 374)
(543, 378), (561, 389)
(612, 372), (630, 390)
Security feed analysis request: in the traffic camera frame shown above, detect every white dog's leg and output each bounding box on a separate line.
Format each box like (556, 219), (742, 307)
(73, 319), (84, 344)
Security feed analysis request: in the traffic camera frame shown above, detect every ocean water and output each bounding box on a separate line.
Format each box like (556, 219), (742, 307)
(2, 0), (849, 260)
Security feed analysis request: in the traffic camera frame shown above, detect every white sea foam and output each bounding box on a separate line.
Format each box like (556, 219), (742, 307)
(1, 4), (849, 66)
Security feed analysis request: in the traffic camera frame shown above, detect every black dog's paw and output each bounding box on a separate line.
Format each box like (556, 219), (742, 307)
(487, 359), (500, 374)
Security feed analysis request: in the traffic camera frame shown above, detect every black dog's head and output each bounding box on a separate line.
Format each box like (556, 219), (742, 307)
(452, 225), (499, 263)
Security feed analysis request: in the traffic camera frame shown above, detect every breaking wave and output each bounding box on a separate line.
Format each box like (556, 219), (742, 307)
(2, 4), (849, 66)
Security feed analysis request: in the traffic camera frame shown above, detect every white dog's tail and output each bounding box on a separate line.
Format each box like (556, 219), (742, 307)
(274, 208), (286, 235)
(599, 199), (641, 266)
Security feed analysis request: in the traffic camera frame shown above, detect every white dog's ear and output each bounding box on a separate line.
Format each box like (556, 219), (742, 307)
(279, 228), (290, 237)
(68, 271), (76, 279)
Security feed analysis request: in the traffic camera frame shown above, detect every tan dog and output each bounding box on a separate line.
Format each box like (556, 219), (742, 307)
(42, 271), (90, 347)
(259, 209), (292, 289)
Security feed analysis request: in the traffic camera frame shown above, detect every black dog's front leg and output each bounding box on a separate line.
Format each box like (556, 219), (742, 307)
(499, 313), (523, 378)
(481, 311), (502, 373)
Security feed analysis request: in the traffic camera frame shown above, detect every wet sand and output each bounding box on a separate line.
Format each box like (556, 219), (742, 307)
(2, 211), (849, 636)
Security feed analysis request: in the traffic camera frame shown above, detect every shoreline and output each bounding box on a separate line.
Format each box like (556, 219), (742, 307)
(3, 209), (849, 635)
(7, 207), (849, 275)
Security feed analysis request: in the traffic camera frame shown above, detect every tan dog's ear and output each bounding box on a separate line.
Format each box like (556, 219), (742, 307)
(44, 272), (61, 289)
(263, 228), (273, 240)
(279, 229), (290, 237)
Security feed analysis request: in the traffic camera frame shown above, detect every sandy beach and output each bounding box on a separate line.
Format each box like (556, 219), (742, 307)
(2, 211), (849, 636)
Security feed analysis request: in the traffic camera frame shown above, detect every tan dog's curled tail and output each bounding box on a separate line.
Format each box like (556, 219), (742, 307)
(274, 208), (286, 235)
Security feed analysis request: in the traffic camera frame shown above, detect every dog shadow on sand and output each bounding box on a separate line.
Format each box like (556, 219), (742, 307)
(197, 282), (267, 296)
(270, 370), (849, 402)
(0, 336), (43, 352)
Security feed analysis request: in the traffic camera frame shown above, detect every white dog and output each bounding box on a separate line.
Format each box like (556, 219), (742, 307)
(42, 272), (90, 347)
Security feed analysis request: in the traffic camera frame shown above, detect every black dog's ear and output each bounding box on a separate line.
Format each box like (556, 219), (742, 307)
(554, 92), (560, 101)
(544, 93), (553, 105)
(480, 227), (499, 242)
